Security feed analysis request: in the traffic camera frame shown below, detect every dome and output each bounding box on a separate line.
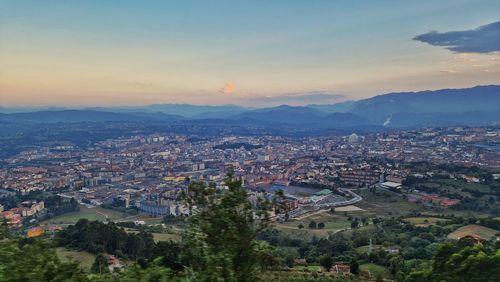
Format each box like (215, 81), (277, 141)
(348, 133), (359, 143)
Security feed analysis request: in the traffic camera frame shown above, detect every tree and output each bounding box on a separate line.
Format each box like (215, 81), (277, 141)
(308, 220), (317, 229)
(388, 255), (404, 275)
(361, 217), (368, 225)
(376, 273), (383, 282)
(351, 220), (359, 229)
(0, 240), (87, 281)
(298, 224), (304, 229)
(317, 222), (325, 229)
(91, 253), (110, 274)
(181, 173), (271, 281)
(330, 207), (335, 214)
(0, 220), (10, 240)
(350, 259), (359, 275)
(319, 255), (333, 271)
(407, 240), (500, 282)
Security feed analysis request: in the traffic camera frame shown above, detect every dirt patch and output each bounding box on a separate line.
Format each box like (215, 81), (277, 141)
(447, 224), (498, 240)
(334, 205), (364, 212)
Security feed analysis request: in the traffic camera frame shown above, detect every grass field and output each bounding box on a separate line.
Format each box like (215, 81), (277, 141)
(360, 263), (392, 279)
(447, 224), (499, 240)
(152, 232), (181, 242)
(42, 205), (128, 225)
(42, 205), (166, 225)
(437, 179), (492, 193)
(274, 211), (352, 238)
(403, 216), (449, 227)
(56, 247), (96, 269)
(356, 189), (423, 217)
(293, 265), (322, 272)
(125, 228), (182, 242)
(355, 245), (382, 255)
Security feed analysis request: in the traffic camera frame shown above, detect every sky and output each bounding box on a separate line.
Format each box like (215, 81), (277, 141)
(1, 0), (500, 107)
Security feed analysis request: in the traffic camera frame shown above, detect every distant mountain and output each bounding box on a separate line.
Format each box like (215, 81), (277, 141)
(103, 104), (248, 117)
(307, 100), (356, 113)
(0, 110), (183, 123)
(229, 105), (328, 124)
(349, 85), (500, 126)
(226, 105), (373, 129)
(191, 110), (249, 119)
(1, 85), (498, 130)
(0, 106), (71, 114)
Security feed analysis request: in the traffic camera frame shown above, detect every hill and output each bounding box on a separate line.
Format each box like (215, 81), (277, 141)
(348, 85), (500, 126)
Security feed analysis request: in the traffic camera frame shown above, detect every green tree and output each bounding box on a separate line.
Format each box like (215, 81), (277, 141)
(308, 220), (317, 229)
(319, 255), (333, 271)
(351, 220), (359, 229)
(0, 220), (10, 240)
(91, 253), (109, 274)
(350, 258), (359, 275)
(389, 255), (404, 275)
(317, 222), (325, 229)
(181, 173), (271, 281)
(0, 240), (87, 281)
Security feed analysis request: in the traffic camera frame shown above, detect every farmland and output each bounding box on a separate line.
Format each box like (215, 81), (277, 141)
(447, 224), (499, 240)
(403, 216), (449, 227)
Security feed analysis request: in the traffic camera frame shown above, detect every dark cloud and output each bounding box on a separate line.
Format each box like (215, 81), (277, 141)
(247, 91), (346, 105)
(414, 21), (500, 53)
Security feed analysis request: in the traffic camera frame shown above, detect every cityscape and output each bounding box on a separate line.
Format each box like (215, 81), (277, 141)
(1, 1), (499, 281)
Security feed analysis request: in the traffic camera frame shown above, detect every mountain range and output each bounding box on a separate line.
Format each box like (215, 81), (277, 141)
(1, 85), (499, 131)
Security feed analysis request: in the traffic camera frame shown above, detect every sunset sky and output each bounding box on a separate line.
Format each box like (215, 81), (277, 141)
(1, 0), (499, 106)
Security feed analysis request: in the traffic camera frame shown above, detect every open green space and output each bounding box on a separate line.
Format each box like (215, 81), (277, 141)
(355, 245), (382, 255)
(360, 263), (392, 279)
(42, 205), (126, 224)
(356, 189), (423, 217)
(293, 265), (322, 272)
(41, 205), (164, 225)
(274, 211), (353, 238)
(436, 179), (492, 193)
(56, 247), (96, 269)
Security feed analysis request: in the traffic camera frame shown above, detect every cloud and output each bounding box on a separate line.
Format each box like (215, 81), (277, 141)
(221, 82), (235, 94)
(246, 91), (346, 106)
(414, 21), (500, 53)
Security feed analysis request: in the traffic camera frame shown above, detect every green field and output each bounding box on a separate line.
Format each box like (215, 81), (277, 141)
(41, 205), (166, 225)
(360, 263), (392, 279)
(56, 247), (96, 269)
(356, 189), (423, 217)
(437, 179), (492, 193)
(125, 228), (182, 242)
(355, 245), (382, 255)
(152, 232), (181, 242)
(274, 210), (353, 238)
(293, 265), (322, 272)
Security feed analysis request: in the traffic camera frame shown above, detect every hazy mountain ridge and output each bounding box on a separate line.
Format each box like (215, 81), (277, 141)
(1, 85), (498, 129)
(348, 85), (500, 123)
